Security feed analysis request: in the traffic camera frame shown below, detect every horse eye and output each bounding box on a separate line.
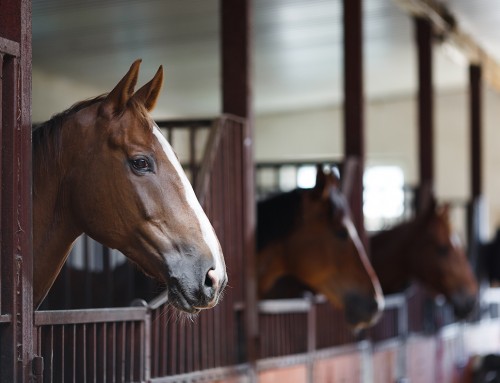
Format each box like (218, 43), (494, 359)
(130, 157), (152, 173)
(335, 228), (349, 240)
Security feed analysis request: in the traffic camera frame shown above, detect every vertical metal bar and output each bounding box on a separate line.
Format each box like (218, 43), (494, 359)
(91, 323), (96, 382)
(95, 323), (104, 381)
(307, 300), (316, 353)
(161, 307), (168, 376)
(72, 324), (76, 383)
(109, 322), (116, 383)
(192, 310), (200, 372)
(128, 322), (135, 381)
(82, 324), (87, 383)
(61, 326), (65, 382)
(168, 315), (176, 374)
(343, 0), (366, 245)
(50, 326), (54, 383)
(222, 124), (233, 365)
(415, 17), (435, 208)
(144, 313), (151, 382)
(118, 322), (126, 382)
(396, 296), (409, 381)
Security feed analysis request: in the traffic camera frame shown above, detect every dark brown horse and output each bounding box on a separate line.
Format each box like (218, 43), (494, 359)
(370, 200), (478, 318)
(257, 167), (384, 329)
(32, 60), (227, 312)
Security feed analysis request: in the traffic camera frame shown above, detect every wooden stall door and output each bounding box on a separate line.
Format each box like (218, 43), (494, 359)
(0, 0), (33, 381)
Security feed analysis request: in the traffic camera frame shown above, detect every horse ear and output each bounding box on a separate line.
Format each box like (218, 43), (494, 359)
(314, 164), (326, 192)
(329, 167), (341, 188)
(313, 165), (340, 199)
(100, 59), (142, 117)
(132, 65), (164, 111)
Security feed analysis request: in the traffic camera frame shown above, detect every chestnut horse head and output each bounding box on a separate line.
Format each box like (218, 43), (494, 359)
(257, 166), (384, 329)
(371, 200), (478, 319)
(32, 60), (227, 312)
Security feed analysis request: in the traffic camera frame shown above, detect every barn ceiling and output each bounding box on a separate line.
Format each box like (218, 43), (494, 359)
(32, 0), (500, 118)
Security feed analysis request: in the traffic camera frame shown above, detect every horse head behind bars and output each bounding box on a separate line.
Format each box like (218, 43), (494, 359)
(257, 166), (384, 330)
(32, 60), (227, 312)
(370, 199), (478, 319)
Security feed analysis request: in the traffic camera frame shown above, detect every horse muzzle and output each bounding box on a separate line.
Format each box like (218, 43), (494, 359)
(450, 290), (477, 319)
(166, 252), (227, 313)
(343, 291), (383, 329)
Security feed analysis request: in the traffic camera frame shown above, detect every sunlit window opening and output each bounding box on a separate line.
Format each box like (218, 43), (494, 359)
(297, 165), (317, 189)
(364, 166), (405, 231)
(278, 166), (297, 191)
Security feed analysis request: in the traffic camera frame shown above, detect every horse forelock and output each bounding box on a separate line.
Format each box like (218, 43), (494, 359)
(126, 97), (153, 132)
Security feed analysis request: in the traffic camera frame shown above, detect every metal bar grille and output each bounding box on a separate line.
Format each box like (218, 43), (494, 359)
(34, 308), (147, 383)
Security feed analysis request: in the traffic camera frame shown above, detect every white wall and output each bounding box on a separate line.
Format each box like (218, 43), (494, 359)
(255, 87), (500, 238)
(32, 68), (103, 123)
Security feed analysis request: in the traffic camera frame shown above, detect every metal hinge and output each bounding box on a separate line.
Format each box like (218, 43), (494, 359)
(31, 356), (43, 382)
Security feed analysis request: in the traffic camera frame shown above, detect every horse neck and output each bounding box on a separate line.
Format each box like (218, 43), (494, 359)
(32, 114), (89, 308)
(370, 217), (423, 293)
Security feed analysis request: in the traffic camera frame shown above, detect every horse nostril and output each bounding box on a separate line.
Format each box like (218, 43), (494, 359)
(205, 269), (219, 291)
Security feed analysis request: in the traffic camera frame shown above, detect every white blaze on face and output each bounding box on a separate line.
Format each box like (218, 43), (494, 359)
(152, 124), (226, 282)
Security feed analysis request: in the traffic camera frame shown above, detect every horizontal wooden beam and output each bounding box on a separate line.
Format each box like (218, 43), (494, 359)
(394, 0), (500, 91)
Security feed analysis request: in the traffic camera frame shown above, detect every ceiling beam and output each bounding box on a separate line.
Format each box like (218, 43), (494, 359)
(394, 0), (500, 91)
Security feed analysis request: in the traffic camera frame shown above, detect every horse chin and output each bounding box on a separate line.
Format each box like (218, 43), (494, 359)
(343, 291), (383, 329)
(165, 269), (226, 313)
(449, 291), (477, 319)
(167, 286), (202, 314)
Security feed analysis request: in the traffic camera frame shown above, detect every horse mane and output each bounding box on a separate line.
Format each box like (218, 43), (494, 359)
(32, 95), (107, 171)
(370, 205), (437, 261)
(257, 189), (302, 252)
(32, 94), (151, 172)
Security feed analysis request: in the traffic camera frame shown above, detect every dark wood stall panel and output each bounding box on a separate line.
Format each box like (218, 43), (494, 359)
(0, 0), (33, 381)
(315, 301), (360, 349)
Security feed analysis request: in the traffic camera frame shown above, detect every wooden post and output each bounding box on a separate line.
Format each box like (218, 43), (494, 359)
(415, 17), (434, 209)
(469, 64), (482, 199)
(0, 0), (33, 381)
(468, 64), (483, 265)
(220, 0), (258, 370)
(343, 0), (365, 242)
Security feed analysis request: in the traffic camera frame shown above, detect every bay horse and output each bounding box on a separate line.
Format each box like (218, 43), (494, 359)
(32, 60), (227, 312)
(370, 199), (478, 318)
(257, 166), (384, 329)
